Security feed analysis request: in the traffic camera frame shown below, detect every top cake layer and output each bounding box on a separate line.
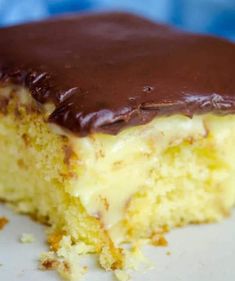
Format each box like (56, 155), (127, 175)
(0, 12), (235, 136)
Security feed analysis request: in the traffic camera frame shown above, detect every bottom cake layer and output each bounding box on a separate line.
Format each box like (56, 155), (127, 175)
(0, 86), (235, 279)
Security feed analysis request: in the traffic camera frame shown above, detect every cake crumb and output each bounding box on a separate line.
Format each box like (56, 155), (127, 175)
(40, 248), (89, 281)
(166, 251), (171, 256)
(20, 233), (35, 243)
(48, 231), (64, 251)
(162, 225), (170, 233)
(151, 235), (168, 247)
(0, 217), (8, 230)
(39, 252), (59, 271)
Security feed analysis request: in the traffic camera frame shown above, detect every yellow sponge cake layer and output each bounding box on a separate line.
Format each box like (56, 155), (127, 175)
(0, 85), (124, 271)
(1, 85), (235, 277)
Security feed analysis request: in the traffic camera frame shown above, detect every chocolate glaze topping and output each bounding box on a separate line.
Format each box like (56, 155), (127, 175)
(0, 12), (235, 136)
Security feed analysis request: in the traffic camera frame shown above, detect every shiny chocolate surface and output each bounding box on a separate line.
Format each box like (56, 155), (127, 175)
(0, 12), (235, 135)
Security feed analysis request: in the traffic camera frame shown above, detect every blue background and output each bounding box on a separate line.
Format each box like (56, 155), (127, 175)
(0, 0), (235, 40)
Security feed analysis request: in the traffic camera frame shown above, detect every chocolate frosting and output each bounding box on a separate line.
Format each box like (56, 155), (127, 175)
(0, 12), (235, 136)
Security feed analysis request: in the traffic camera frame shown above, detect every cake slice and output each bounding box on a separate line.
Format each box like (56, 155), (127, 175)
(0, 12), (235, 280)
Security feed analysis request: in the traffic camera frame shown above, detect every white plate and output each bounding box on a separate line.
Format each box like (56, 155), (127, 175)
(0, 204), (235, 281)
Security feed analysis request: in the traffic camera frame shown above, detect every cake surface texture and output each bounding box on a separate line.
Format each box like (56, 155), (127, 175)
(0, 12), (235, 280)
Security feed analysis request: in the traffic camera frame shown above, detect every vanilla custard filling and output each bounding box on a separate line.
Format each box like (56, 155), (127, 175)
(68, 114), (235, 241)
